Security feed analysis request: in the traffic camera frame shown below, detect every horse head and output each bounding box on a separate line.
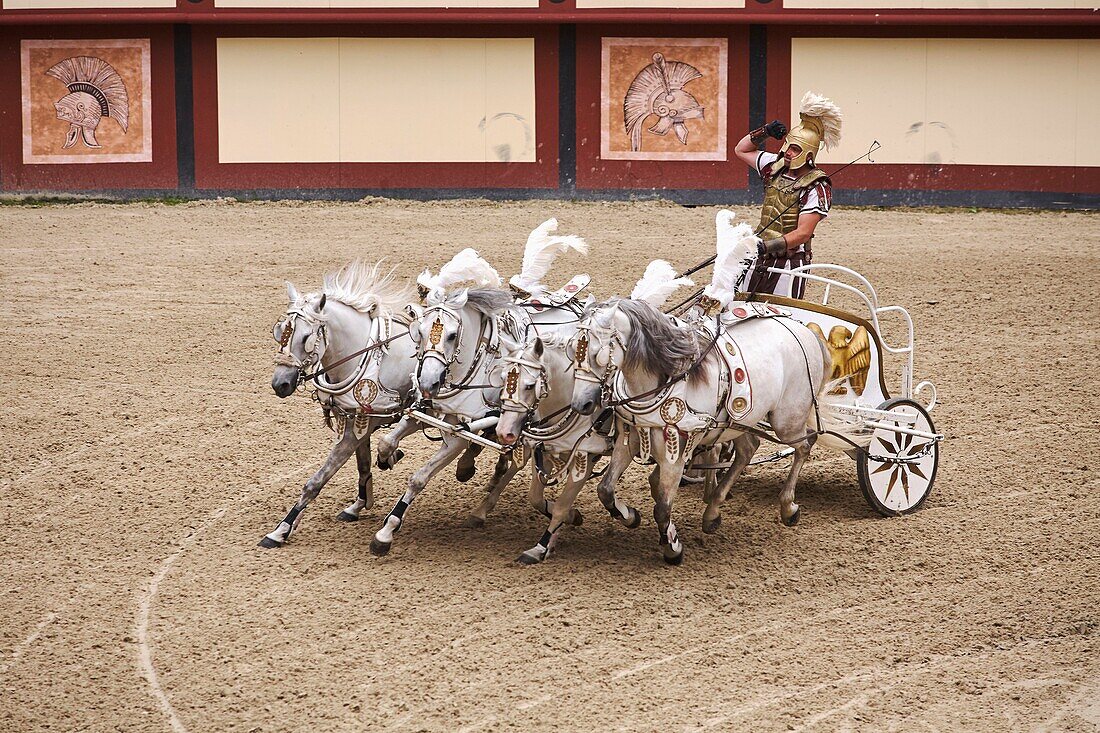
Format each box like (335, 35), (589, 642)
(494, 337), (550, 446)
(568, 301), (623, 415)
(271, 282), (328, 398)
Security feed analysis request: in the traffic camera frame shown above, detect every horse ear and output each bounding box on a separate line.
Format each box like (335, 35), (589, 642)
(318, 293), (327, 311)
(449, 289), (469, 308)
(533, 338), (544, 358)
(286, 282), (301, 303)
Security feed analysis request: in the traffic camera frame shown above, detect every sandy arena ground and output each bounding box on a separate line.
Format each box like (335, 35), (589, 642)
(1, 200), (1098, 732)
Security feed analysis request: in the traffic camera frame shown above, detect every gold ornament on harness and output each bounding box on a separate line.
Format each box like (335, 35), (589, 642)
(698, 295), (722, 316)
(353, 379), (380, 409)
(505, 368), (520, 399)
(279, 321), (293, 348)
(574, 334), (589, 366)
(429, 319), (444, 348)
(732, 396), (748, 412)
(660, 397), (687, 425)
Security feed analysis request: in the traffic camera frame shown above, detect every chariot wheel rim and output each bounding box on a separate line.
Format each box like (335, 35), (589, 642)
(858, 398), (938, 516)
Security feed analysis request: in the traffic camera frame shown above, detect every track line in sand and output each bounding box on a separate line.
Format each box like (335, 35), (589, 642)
(0, 612), (59, 677)
(133, 461), (313, 733)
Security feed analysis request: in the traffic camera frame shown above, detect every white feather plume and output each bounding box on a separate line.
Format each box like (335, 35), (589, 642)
(630, 259), (694, 308)
(798, 91), (842, 151)
(509, 218), (589, 293)
(703, 210), (758, 308)
(420, 248), (502, 304)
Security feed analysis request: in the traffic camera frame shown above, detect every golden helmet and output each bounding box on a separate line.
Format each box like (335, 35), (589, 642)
(774, 91), (842, 173)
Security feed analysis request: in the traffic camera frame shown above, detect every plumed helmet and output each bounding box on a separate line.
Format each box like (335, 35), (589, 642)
(776, 91), (842, 173)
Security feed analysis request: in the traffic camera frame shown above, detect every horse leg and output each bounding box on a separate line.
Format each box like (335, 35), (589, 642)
(337, 429), (377, 522)
(653, 448), (688, 565)
(517, 466), (588, 565)
(465, 452), (521, 528)
(370, 433), (467, 556)
(702, 433), (760, 534)
(455, 440), (485, 483)
(376, 416), (418, 469)
(773, 427), (816, 526)
(260, 417), (362, 548)
(596, 425), (642, 529)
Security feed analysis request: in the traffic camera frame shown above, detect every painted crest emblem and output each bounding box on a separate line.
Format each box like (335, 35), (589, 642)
(624, 52), (704, 152)
(45, 56), (129, 149)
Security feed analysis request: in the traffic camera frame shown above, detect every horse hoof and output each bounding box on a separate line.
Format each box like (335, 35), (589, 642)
(377, 449), (405, 471)
(626, 508), (642, 529)
(336, 511), (359, 522)
(515, 552), (541, 565)
(571, 510), (584, 527)
(782, 507), (801, 527)
(369, 538), (392, 556)
(456, 464), (476, 483)
(663, 549), (685, 566)
(463, 516), (485, 529)
(258, 536), (283, 549)
(702, 516), (721, 534)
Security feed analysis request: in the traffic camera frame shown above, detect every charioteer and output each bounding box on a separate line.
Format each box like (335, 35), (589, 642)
(733, 91), (843, 299)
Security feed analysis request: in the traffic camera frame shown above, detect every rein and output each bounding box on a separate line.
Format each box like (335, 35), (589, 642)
(302, 331), (408, 385)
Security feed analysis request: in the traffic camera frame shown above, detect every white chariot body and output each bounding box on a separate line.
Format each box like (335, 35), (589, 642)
(735, 262), (943, 515)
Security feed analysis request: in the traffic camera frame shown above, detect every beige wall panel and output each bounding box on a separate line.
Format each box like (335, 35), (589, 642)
(790, 38), (927, 166)
(217, 38), (342, 163)
(4, 0), (174, 7)
(1076, 41), (1100, 166)
(337, 38), (535, 163)
(924, 39), (1078, 166)
(792, 38), (1099, 167)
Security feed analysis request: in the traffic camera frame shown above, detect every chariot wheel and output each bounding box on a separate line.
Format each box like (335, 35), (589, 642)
(856, 398), (939, 517)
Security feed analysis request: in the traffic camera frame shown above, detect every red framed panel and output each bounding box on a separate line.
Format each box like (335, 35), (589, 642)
(0, 25), (177, 191)
(191, 24), (558, 190)
(766, 25), (1099, 195)
(575, 25), (752, 191)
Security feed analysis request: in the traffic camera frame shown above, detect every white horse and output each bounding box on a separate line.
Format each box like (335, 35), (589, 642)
(370, 243), (588, 557)
(569, 213), (832, 564)
(263, 261), (418, 547)
(494, 260), (696, 564)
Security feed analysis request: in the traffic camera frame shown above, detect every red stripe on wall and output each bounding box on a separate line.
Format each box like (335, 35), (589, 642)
(191, 24), (559, 191)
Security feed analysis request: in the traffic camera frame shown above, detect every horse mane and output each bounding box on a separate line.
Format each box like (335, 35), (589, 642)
(614, 298), (704, 382)
(464, 287), (516, 317)
(321, 259), (412, 316)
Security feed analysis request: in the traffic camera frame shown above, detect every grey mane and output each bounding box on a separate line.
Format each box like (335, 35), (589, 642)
(465, 287), (516, 316)
(615, 298), (704, 381)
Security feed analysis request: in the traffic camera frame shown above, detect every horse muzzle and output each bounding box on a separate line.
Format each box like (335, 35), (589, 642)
(271, 368), (300, 398)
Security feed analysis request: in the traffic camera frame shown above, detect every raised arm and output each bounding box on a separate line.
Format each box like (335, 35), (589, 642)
(734, 120), (788, 169)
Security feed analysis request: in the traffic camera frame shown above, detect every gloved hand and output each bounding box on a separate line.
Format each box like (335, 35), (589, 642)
(765, 120), (787, 139)
(756, 236), (788, 257)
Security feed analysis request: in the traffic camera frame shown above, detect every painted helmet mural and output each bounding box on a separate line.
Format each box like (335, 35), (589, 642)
(623, 52), (705, 152)
(45, 55), (130, 149)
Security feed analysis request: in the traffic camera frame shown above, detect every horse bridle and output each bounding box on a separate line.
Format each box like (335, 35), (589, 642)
(569, 317), (622, 404)
(496, 354), (550, 417)
(273, 308), (327, 374)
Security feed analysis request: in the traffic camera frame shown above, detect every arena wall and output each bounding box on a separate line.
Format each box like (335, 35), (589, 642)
(0, 2), (1096, 207)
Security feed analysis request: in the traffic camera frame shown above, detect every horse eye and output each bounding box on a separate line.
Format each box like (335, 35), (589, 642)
(447, 333), (456, 342)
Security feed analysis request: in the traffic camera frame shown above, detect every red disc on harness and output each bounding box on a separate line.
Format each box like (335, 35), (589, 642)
(565, 284), (578, 292)
(767, 305), (780, 314)
(732, 307), (748, 318)
(734, 368), (746, 383)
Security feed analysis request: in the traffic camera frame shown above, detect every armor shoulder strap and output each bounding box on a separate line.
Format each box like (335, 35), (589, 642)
(792, 168), (831, 191)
